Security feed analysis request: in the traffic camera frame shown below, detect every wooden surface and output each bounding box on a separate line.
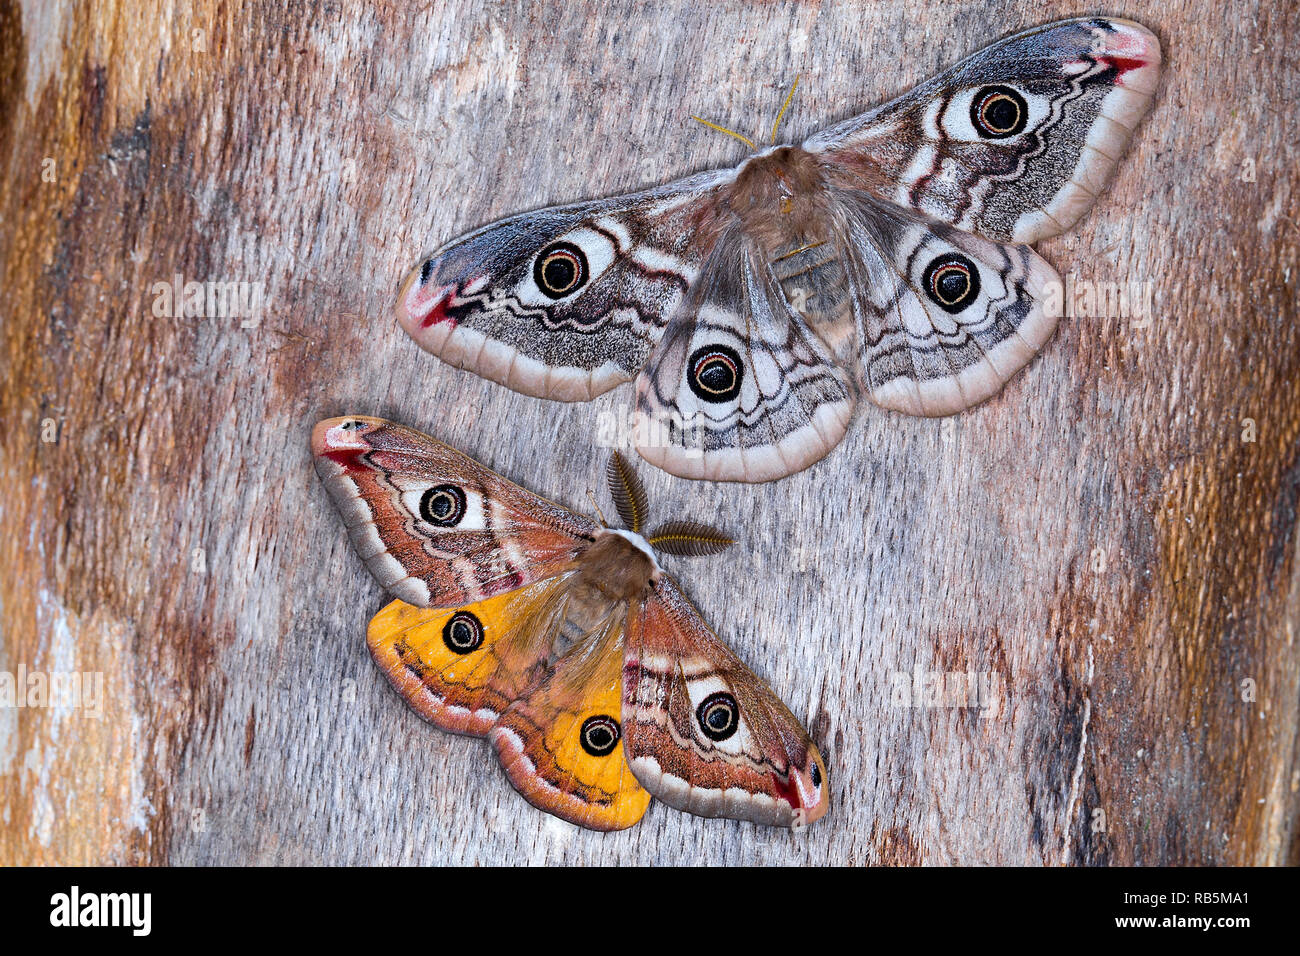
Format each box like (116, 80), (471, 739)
(1, 0), (1297, 866)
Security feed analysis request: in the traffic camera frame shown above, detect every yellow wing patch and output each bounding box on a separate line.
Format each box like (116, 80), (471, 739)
(367, 574), (572, 736)
(490, 613), (651, 831)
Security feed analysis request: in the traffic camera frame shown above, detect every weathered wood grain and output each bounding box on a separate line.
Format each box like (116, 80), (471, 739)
(1, 0), (1297, 865)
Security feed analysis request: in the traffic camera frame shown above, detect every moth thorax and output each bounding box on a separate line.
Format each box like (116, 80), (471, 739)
(724, 146), (829, 250)
(579, 530), (659, 602)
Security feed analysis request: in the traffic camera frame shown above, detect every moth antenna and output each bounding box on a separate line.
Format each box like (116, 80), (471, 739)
(647, 520), (736, 557)
(586, 488), (610, 528)
(770, 74), (801, 144)
(689, 116), (757, 151)
(606, 451), (649, 533)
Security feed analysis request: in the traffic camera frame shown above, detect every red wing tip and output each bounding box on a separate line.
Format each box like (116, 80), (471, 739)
(1104, 19), (1162, 64)
(396, 266), (456, 333)
(802, 796), (830, 826)
(310, 416), (386, 457)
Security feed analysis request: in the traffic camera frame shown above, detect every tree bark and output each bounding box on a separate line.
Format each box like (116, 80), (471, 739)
(1, 0), (1296, 865)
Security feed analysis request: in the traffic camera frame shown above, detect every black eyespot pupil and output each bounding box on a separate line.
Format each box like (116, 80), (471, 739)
(580, 715), (620, 756)
(984, 96), (1018, 131)
(441, 612), (483, 654)
(811, 763), (822, 787)
(419, 484), (466, 527)
(543, 257), (575, 290)
(699, 359), (733, 392)
(534, 242), (589, 299)
(935, 267), (969, 302)
(696, 692), (739, 741)
(687, 345), (744, 403)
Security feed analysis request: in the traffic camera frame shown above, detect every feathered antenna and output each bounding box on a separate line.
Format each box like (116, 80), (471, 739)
(647, 520), (736, 557)
(606, 451), (649, 533)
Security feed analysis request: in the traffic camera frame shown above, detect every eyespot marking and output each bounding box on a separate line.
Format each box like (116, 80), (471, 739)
(922, 253), (981, 313)
(580, 715), (621, 756)
(442, 611), (484, 654)
(970, 85), (1028, 138)
(687, 344), (744, 403)
(534, 241), (589, 299)
(419, 484), (467, 527)
(696, 691), (739, 742)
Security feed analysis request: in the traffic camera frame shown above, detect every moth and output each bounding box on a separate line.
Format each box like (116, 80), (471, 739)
(396, 17), (1160, 482)
(312, 416), (829, 830)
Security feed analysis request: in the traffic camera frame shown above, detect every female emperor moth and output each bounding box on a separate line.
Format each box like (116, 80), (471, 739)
(395, 17), (1160, 481)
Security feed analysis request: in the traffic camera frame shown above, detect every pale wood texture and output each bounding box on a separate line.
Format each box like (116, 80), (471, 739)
(1, 0), (1297, 865)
